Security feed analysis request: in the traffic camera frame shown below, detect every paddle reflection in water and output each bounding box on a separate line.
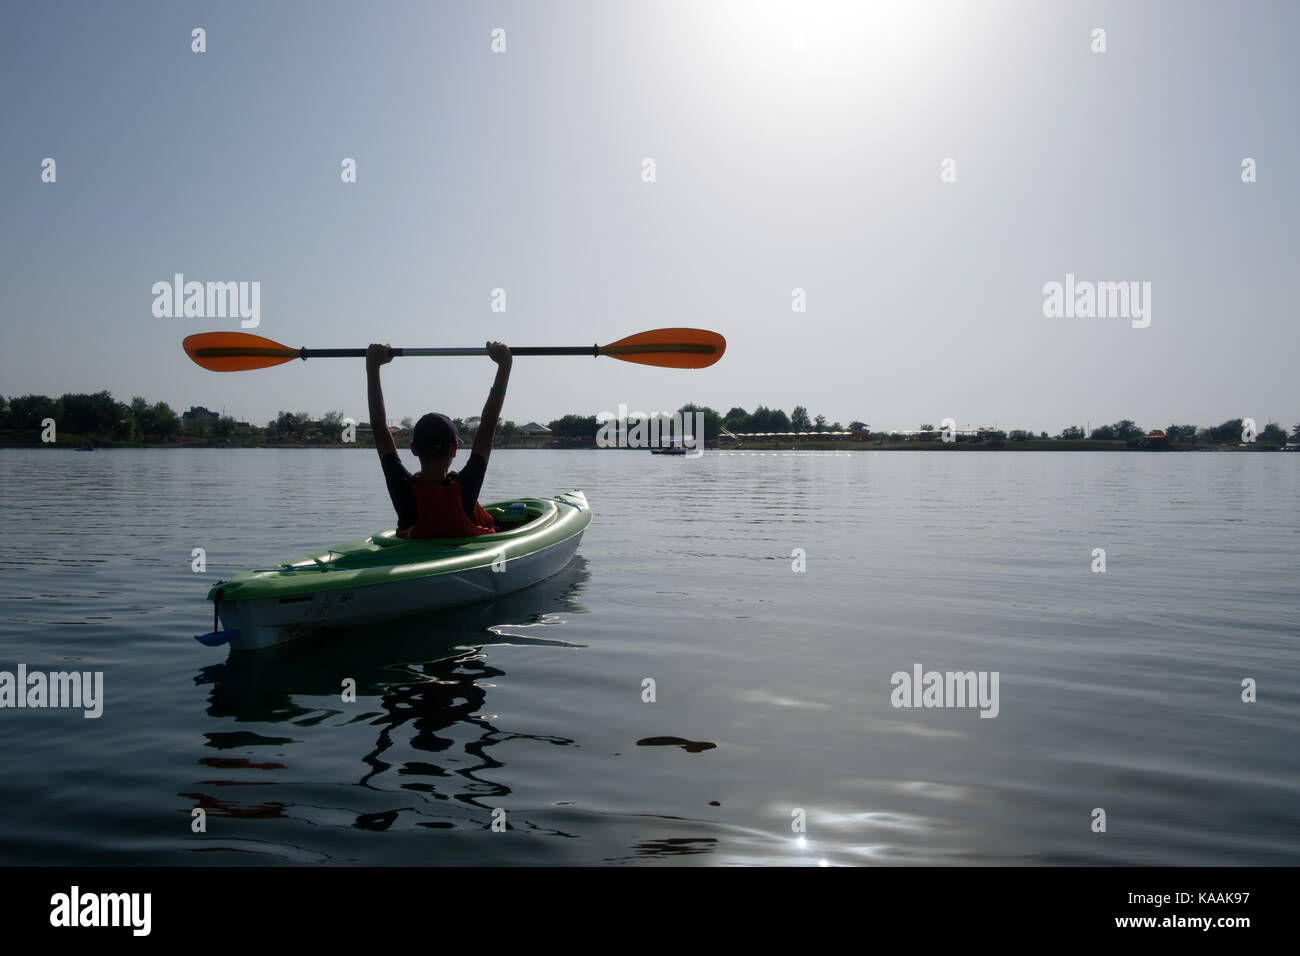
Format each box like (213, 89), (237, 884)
(185, 558), (590, 843)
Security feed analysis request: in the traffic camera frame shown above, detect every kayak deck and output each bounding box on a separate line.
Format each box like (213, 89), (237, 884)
(199, 490), (590, 651)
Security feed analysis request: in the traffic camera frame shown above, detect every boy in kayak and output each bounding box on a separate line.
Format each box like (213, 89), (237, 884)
(366, 341), (512, 538)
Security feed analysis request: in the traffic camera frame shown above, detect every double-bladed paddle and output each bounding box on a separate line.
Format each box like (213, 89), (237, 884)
(183, 328), (726, 372)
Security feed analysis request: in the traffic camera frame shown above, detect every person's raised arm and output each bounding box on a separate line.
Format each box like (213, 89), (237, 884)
(366, 344), (397, 458)
(471, 341), (512, 465)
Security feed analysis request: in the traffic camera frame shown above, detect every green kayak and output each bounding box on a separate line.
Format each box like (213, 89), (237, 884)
(198, 490), (590, 650)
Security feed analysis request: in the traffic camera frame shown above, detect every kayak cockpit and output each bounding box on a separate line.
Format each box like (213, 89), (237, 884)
(371, 499), (557, 547)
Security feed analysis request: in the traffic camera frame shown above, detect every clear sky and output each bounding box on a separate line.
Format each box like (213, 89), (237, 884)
(2, 0), (1297, 434)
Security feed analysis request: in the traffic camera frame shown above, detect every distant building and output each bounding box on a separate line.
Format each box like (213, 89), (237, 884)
(182, 406), (220, 427)
(519, 422), (552, 434)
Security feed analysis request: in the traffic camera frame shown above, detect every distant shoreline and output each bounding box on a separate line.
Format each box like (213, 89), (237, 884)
(1, 436), (1290, 453)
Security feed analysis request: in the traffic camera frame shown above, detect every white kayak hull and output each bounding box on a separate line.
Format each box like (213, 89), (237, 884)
(219, 533), (584, 650)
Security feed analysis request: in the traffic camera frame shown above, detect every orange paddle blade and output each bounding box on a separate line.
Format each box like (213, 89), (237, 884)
(598, 328), (726, 369)
(183, 332), (300, 372)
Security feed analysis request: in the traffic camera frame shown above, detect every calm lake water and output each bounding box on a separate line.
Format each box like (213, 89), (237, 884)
(0, 448), (1296, 866)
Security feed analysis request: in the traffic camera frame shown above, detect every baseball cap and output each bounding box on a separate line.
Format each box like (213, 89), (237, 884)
(412, 413), (460, 455)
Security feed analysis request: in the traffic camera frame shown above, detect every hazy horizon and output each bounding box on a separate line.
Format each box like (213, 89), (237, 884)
(3, 0), (1297, 435)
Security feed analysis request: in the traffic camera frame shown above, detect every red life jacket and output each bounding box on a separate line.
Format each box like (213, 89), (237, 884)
(397, 476), (496, 539)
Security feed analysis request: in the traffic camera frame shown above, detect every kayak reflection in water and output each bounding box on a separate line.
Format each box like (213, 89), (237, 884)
(365, 340), (513, 539)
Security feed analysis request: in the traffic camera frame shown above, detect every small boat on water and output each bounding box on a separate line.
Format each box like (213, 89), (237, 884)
(650, 437), (695, 455)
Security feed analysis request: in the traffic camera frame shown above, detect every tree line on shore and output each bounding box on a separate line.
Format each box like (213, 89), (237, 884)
(2, 391), (1296, 448)
(554, 406), (1297, 447)
(0, 391), (528, 445)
